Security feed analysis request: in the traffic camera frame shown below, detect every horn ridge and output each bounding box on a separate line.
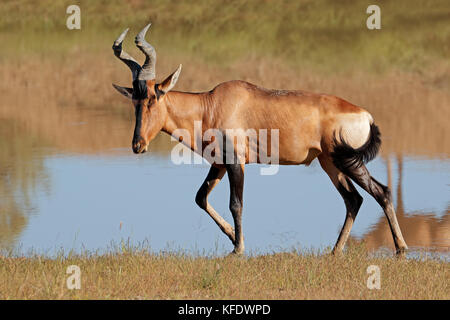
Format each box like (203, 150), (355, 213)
(112, 28), (142, 80)
(135, 23), (156, 80)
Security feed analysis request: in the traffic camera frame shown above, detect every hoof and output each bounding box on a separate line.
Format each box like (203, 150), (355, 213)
(227, 248), (244, 257)
(331, 249), (343, 257)
(395, 247), (407, 258)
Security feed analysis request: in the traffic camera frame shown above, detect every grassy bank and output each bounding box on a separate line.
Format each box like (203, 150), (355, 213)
(0, 245), (448, 299)
(0, 1), (448, 280)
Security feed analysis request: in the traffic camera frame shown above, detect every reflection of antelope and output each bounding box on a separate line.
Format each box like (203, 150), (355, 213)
(359, 155), (450, 251)
(111, 24), (407, 256)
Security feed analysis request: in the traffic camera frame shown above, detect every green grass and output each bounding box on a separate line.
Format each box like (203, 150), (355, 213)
(1, 0), (449, 73)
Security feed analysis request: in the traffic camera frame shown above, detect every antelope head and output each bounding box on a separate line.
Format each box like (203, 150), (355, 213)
(112, 23), (182, 154)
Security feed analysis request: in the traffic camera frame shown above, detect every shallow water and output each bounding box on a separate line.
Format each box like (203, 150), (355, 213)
(0, 115), (448, 258)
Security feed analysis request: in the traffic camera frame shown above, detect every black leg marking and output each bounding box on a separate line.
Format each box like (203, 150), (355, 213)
(344, 165), (391, 209)
(333, 175), (363, 254)
(195, 166), (222, 210)
(226, 164), (245, 254)
(345, 164), (408, 254)
(318, 155), (363, 254)
(336, 176), (363, 219)
(194, 166), (235, 244)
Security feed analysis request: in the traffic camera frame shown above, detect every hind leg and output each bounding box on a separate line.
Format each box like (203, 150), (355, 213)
(344, 164), (408, 256)
(319, 155), (363, 254)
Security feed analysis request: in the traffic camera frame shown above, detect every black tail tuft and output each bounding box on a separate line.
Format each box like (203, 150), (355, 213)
(331, 123), (381, 175)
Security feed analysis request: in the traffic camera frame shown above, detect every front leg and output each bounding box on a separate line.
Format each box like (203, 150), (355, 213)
(226, 164), (245, 255)
(195, 165), (236, 245)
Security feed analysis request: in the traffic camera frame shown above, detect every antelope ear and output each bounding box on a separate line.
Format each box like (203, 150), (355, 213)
(158, 64), (182, 94)
(112, 83), (133, 99)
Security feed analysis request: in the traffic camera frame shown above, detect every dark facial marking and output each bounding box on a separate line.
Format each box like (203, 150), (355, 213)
(132, 79), (148, 100)
(133, 102), (143, 138)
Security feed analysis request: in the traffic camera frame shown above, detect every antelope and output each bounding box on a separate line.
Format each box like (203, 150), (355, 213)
(112, 23), (408, 256)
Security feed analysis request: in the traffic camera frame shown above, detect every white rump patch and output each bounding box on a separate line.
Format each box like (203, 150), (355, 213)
(338, 113), (372, 149)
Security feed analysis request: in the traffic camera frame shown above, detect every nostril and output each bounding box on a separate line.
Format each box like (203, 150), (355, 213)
(132, 136), (147, 153)
(132, 142), (140, 154)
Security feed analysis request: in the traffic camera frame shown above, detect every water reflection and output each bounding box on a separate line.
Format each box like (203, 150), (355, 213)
(0, 119), (48, 250)
(0, 130), (448, 257)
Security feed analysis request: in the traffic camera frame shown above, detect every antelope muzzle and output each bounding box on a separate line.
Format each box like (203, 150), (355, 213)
(132, 136), (148, 154)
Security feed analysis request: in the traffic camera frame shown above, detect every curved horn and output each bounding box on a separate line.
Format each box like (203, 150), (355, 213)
(135, 23), (156, 80)
(112, 28), (142, 80)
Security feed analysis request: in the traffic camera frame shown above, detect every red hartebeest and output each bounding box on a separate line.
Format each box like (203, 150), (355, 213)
(112, 24), (408, 256)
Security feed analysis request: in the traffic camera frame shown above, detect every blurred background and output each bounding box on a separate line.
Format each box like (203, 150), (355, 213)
(0, 0), (448, 257)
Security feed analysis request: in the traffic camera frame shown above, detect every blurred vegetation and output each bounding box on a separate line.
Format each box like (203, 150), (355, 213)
(1, 0), (449, 73)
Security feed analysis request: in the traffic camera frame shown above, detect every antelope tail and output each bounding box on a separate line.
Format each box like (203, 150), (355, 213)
(331, 123), (381, 174)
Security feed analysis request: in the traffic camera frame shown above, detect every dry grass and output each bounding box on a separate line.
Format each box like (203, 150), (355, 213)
(0, 244), (447, 299)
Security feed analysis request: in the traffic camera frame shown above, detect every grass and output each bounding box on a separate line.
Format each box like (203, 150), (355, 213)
(0, 244), (447, 299)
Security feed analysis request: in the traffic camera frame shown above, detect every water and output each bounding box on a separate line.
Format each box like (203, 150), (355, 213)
(0, 115), (448, 258)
